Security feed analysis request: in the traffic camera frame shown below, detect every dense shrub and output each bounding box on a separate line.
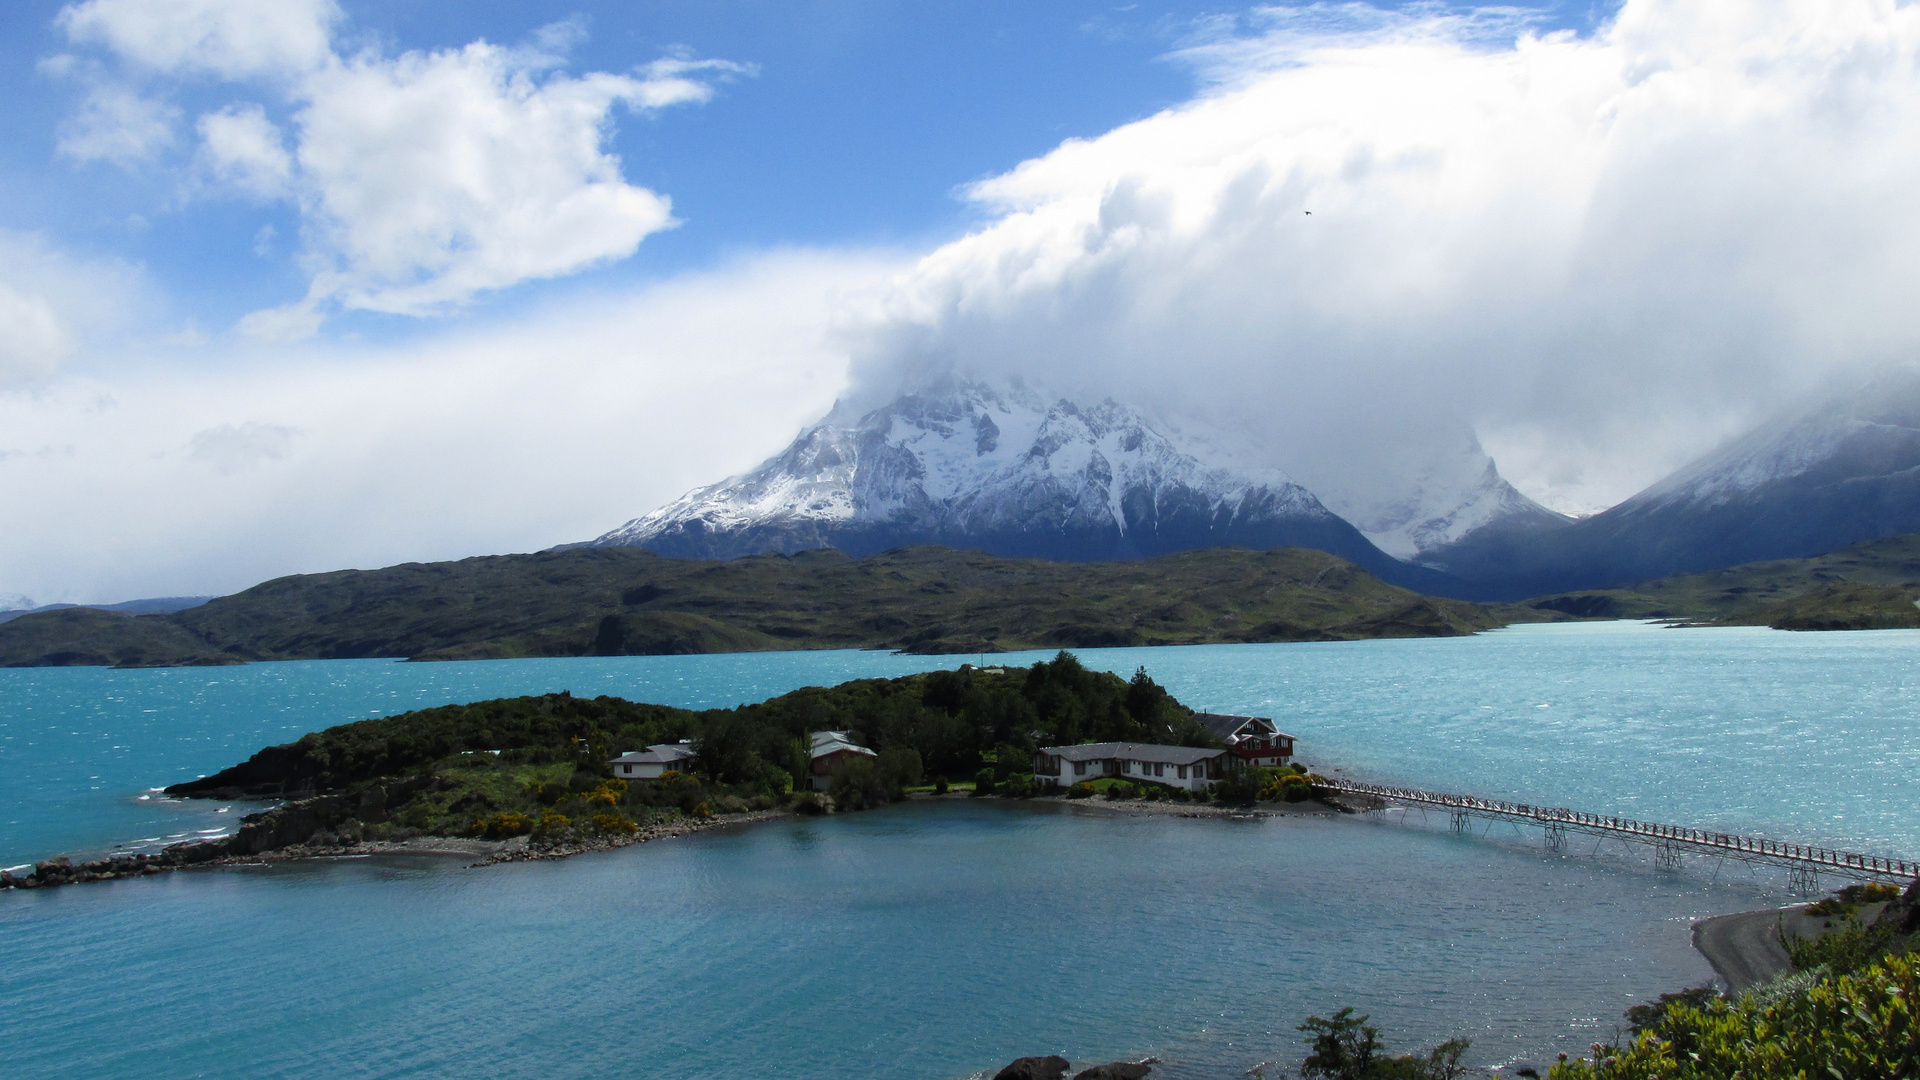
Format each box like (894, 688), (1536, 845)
(473, 811), (531, 838)
(973, 768), (996, 795)
(590, 813), (638, 834)
(1067, 782), (1096, 799)
(1548, 952), (1920, 1080)
(997, 772), (1038, 799)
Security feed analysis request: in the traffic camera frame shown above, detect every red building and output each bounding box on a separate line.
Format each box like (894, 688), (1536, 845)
(1193, 713), (1295, 769)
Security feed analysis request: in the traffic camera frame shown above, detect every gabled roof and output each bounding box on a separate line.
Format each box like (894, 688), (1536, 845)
(1193, 712), (1277, 740)
(1038, 742), (1225, 766)
(610, 742), (698, 766)
(1192, 713), (1293, 743)
(810, 733), (875, 760)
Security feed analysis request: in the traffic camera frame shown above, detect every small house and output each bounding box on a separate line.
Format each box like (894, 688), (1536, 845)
(1032, 742), (1228, 793)
(1193, 713), (1295, 769)
(609, 741), (697, 780)
(809, 730), (876, 791)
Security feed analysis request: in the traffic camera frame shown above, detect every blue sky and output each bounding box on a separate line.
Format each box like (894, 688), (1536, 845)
(5, 0), (1914, 605)
(0, 0), (1605, 342)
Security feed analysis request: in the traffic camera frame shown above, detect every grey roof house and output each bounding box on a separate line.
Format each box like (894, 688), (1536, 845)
(1032, 741), (1227, 792)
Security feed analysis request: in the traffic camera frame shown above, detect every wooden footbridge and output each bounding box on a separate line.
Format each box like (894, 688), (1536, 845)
(1320, 778), (1920, 891)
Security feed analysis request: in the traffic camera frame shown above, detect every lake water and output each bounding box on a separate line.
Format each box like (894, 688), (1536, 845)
(3, 621), (1918, 1077)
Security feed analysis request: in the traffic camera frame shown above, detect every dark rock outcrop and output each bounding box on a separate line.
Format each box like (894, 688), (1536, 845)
(993, 1056), (1070, 1080)
(1073, 1063), (1153, 1080)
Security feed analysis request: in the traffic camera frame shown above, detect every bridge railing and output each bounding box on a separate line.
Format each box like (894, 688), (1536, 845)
(1321, 779), (1920, 879)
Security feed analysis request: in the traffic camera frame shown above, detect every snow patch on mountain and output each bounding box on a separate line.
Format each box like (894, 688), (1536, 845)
(595, 379), (1334, 549)
(1295, 437), (1568, 561)
(1633, 367), (1920, 511)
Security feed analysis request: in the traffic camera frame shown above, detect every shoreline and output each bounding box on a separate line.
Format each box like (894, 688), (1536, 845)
(0, 807), (792, 890)
(1, 791), (1361, 891)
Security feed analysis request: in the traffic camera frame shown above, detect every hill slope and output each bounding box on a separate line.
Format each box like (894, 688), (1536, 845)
(1525, 532), (1920, 629)
(0, 545), (1525, 668)
(1431, 366), (1920, 598)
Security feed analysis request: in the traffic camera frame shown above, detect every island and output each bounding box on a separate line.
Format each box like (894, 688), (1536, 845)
(2, 653), (1345, 889)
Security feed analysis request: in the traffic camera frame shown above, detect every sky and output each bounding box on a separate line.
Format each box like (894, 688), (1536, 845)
(4, 0), (1919, 605)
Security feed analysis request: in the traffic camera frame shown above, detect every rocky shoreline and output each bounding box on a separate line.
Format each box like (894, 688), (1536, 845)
(0, 799), (790, 891)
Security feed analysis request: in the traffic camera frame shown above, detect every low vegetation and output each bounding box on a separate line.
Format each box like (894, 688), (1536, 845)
(1543, 880), (1920, 1079)
(1, 544), (1531, 668)
(166, 653), (1223, 850)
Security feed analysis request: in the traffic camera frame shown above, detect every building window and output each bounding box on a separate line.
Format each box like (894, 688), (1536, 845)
(1154, 762), (1164, 777)
(1074, 761), (1087, 776)
(1177, 765), (1187, 779)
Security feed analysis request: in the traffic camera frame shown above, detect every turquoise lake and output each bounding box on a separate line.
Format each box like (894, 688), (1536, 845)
(3, 621), (1918, 1077)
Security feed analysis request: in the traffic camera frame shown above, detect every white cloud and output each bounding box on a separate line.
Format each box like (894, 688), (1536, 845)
(0, 286), (74, 382)
(188, 421), (298, 473)
(844, 0), (1920, 514)
(0, 231), (146, 386)
(196, 103), (291, 197)
(55, 1), (748, 325)
(55, 82), (178, 165)
(0, 251), (897, 603)
(57, 0), (339, 80)
(292, 43), (685, 315)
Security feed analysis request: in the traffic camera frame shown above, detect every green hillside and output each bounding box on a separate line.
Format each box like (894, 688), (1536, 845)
(1525, 532), (1920, 629)
(0, 545), (1532, 668)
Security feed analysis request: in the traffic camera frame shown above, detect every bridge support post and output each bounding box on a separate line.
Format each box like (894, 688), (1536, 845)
(1788, 866), (1820, 895)
(1451, 810), (1470, 835)
(1655, 840), (1681, 871)
(1544, 823), (1566, 854)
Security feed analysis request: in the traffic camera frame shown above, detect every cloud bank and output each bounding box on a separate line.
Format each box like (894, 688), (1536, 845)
(51, 0), (748, 328)
(0, 251), (895, 604)
(846, 0), (1920, 514)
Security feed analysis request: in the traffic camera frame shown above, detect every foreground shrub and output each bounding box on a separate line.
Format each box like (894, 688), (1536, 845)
(1548, 952), (1920, 1080)
(1298, 1007), (1470, 1080)
(790, 791), (828, 815)
(1067, 782), (1096, 799)
(973, 767), (996, 795)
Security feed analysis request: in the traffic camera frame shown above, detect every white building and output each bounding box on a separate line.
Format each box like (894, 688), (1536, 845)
(809, 730), (876, 791)
(609, 741), (697, 780)
(1032, 742), (1228, 793)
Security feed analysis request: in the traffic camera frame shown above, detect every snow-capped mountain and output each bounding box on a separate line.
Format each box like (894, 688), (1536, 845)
(1302, 436), (1569, 564)
(591, 379), (1457, 590)
(1431, 365), (1920, 598)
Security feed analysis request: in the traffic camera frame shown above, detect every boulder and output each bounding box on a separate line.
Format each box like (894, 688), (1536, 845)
(993, 1056), (1070, 1080)
(1073, 1064), (1152, 1080)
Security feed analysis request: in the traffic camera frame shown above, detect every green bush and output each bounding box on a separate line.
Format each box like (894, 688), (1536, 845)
(1067, 782), (1096, 799)
(973, 767), (996, 795)
(998, 772), (1038, 798)
(933, 775), (949, 794)
(1547, 952), (1920, 1080)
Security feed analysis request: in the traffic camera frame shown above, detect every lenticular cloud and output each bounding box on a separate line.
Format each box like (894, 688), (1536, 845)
(847, 0), (1920, 515)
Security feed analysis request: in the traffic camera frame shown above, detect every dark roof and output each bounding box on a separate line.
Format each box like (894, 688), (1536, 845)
(1038, 742), (1225, 766)
(1193, 713), (1293, 741)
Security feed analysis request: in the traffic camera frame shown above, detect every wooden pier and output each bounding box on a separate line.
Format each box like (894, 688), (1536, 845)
(1320, 778), (1920, 887)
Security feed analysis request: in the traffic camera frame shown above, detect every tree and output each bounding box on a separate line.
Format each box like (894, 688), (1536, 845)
(1300, 1008), (1381, 1080)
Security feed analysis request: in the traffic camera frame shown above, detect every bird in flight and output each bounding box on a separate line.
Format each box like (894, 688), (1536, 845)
(1304, 210), (1312, 215)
